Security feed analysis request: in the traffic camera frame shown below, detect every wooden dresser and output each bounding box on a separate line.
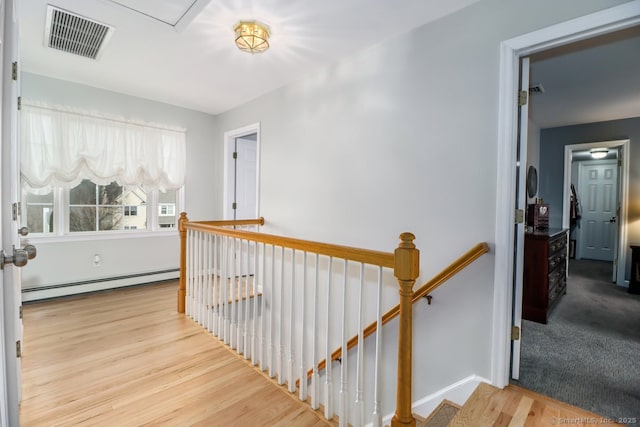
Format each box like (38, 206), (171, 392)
(523, 228), (568, 324)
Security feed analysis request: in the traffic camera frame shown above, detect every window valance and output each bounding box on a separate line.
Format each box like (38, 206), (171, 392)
(21, 102), (186, 193)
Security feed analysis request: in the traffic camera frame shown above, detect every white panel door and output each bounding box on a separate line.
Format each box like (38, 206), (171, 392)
(234, 137), (257, 220)
(511, 57), (529, 380)
(578, 160), (617, 261)
(1, 0), (23, 424)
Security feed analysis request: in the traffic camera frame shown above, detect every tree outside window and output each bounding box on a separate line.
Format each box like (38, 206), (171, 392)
(69, 180), (147, 232)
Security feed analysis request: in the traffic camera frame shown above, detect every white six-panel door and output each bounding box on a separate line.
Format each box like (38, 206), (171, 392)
(577, 160), (618, 262)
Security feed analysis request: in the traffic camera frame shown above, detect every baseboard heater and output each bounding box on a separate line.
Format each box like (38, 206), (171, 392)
(22, 269), (179, 302)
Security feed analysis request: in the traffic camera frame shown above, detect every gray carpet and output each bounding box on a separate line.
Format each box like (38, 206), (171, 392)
(514, 259), (640, 424)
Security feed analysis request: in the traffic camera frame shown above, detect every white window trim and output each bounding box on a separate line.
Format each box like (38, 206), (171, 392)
(23, 186), (184, 241)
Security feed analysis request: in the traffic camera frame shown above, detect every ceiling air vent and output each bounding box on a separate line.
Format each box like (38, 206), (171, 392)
(44, 5), (114, 60)
(529, 83), (545, 95)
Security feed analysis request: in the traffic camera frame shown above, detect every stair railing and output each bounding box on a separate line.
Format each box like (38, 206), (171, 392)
(304, 242), (490, 382)
(178, 213), (419, 427)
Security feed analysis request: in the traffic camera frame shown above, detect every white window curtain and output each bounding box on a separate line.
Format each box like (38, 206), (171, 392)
(21, 102), (186, 193)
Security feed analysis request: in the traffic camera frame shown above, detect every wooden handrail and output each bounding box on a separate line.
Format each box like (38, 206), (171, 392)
(197, 218), (265, 227)
(301, 242), (490, 384)
(182, 220), (396, 268)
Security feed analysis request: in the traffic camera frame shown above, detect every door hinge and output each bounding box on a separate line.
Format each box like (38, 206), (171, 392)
(16, 340), (21, 358)
(12, 202), (21, 221)
(17, 96), (21, 111)
(233, 151), (238, 159)
(511, 326), (520, 341)
(518, 90), (528, 106)
(515, 209), (524, 224)
(19, 306), (23, 319)
(232, 202), (237, 210)
(11, 61), (18, 80)
(618, 159), (622, 167)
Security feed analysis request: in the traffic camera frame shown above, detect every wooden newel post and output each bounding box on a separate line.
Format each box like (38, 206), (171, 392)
(391, 232), (419, 427)
(178, 212), (188, 314)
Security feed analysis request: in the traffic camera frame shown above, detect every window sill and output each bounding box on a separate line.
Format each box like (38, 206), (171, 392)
(22, 229), (178, 244)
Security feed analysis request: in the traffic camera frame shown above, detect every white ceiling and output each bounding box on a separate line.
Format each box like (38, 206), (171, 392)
(20, 0), (481, 115)
(19, 1), (640, 127)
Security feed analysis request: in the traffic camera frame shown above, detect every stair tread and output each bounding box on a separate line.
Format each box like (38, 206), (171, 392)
(449, 382), (625, 426)
(420, 400), (460, 427)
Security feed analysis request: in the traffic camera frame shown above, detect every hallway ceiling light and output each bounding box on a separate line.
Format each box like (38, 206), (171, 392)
(234, 21), (270, 54)
(590, 148), (608, 159)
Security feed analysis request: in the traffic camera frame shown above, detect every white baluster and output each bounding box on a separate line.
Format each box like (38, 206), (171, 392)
(258, 242), (267, 370)
(223, 236), (231, 345)
(189, 229), (195, 318)
(354, 263), (365, 427)
(339, 260), (349, 427)
(239, 238), (245, 352)
(298, 252), (307, 400)
(278, 246), (285, 385)
(197, 231), (204, 325)
(287, 249), (296, 393)
(310, 253), (319, 409)
(202, 233), (208, 329)
(217, 234), (225, 339)
(212, 234), (219, 337)
(251, 239), (259, 365)
(324, 256), (334, 420)
(244, 238), (251, 359)
(232, 236), (237, 347)
(236, 238), (244, 354)
(185, 229), (191, 317)
(206, 233), (214, 332)
(269, 244), (276, 378)
(372, 267), (383, 427)
(196, 232), (205, 326)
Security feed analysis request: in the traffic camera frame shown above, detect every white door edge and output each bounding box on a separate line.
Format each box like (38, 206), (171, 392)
(491, 1), (640, 388)
(510, 57), (529, 381)
(222, 123), (261, 220)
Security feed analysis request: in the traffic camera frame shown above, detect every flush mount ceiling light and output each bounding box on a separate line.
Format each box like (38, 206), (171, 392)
(234, 21), (270, 54)
(590, 148), (609, 159)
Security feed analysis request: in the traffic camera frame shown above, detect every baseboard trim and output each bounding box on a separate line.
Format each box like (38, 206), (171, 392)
(21, 269), (179, 302)
(376, 374), (491, 427)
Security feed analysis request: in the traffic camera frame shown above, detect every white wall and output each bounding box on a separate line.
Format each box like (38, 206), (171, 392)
(214, 0), (633, 414)
(20, 73), (219, 298)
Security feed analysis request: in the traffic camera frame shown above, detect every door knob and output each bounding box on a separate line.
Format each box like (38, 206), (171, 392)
(23, 244), (36, 260)
(610, 216), (617, 223)
(0, 246), (28, 270)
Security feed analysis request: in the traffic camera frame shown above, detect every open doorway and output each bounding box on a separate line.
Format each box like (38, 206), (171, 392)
(562, 140), (630, 286)
(508, 23), (640, 421)
(223, 123), (261, 221)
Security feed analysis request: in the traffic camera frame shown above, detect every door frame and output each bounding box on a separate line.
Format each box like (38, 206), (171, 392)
(491, 1), (640, 388)
(563, 139), (629, 283)
(222, 123), (261, 220)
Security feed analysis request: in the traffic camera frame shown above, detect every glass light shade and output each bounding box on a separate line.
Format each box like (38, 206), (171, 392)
(590, 148), (608, 159)
(234, 21), (270, 54)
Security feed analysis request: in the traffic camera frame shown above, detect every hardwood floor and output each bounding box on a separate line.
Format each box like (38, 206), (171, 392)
(20, 281), (331, 427)
(449, 382), (626, 426)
